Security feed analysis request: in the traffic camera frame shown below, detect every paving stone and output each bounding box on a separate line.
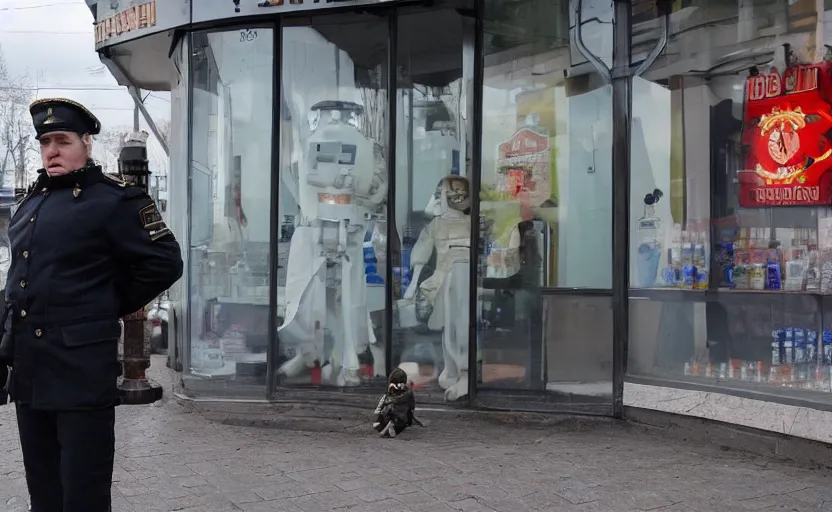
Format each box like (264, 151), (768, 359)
(0, 356), (830, 512)
(223, 488), (264, 505)
(345, 486), (395, 503)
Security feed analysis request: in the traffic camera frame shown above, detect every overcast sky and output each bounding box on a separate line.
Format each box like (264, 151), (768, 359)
(0, 0), (170, 132)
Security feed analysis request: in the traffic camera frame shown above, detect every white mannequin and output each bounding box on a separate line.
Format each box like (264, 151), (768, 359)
(403, 176), (471, 401)
(278, 102), (387, 386)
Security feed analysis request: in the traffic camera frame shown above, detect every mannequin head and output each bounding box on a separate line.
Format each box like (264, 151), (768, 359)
(308, 101), (364, 134)
(423, 175), (471, 218)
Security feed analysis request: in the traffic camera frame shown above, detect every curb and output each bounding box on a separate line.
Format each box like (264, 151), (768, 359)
(625, 406), (832, 470)
(174, 393), (622, 431)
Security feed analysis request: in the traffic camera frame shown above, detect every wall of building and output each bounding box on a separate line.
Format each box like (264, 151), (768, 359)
(101, 0), (832, 442)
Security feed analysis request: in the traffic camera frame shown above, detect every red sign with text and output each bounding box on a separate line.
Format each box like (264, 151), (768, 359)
(740, 63), (832, 207)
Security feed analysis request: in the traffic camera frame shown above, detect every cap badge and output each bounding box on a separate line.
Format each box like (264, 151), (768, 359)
(44, 108), (55, 125)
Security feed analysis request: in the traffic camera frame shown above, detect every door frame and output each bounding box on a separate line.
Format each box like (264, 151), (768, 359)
(266, 2), (484, 402)
(258, 0), (625, 418)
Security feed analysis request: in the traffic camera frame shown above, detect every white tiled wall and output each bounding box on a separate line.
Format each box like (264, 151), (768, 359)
(625, 382), (832, 445)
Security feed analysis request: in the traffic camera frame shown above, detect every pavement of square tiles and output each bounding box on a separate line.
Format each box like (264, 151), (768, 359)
(0, 357), (831, 512)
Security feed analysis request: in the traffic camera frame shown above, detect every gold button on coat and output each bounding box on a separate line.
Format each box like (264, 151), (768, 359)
(22, 250), (28, 258)
(34, 328), (42, 338)
(20, 310), (26, 318)
(19, 279), (26, 288)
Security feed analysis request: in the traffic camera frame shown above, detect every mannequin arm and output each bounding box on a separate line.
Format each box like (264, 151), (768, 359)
(410, 222), (435, 267)
(403, 265), (424, 299)
(367, 149), (389, 206)
(367, 169), (388, 206)
(404, 223), (434, 300)
(282, 161), (300, 206)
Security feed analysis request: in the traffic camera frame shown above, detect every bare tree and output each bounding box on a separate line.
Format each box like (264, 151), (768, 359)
(0, 45), (35, 190)
(96, 122), (170, 188)
(156, 119), (170, 147)
(359, 65), (387, 147)
(93, 125), (132, 173)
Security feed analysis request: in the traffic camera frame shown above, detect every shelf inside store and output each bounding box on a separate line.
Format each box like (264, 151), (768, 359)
(629, 286), (830, 301)
(627, 371), (832, 412)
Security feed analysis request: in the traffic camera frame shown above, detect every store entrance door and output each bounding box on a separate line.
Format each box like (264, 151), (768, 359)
(274, 3), (477, 403)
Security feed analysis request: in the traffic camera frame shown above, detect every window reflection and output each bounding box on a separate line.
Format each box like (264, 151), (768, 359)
(476, 0), (613, 409)
(277, 18), (389, 388)
(391, 7), (473, 403)
(168, 36), (189, 374)
(186, 29), (273, 395)
(628, 0), (832, 400)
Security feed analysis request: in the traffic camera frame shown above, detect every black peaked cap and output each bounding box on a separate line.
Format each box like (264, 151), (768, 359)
(30, 98), (101, 139)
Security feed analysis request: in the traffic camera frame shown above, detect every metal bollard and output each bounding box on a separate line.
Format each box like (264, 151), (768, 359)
(116, 131), (164, 405)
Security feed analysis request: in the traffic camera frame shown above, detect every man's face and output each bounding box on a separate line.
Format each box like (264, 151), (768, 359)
(38, 131), (89, 176)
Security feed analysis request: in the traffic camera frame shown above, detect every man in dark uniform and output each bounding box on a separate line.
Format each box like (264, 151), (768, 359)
(0, 98), (183, 512)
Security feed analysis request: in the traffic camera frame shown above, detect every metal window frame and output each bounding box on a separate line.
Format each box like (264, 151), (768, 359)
(466, 0), (485, 407)
(266, 19), (283, 399)
(184, 31), (195, 377)
(611, 0), (632, 420)
(566, 0), (666, 418)
(385, 12), (398, 380)
(186, 23), (277, 397)
(265, 4), (472, 401)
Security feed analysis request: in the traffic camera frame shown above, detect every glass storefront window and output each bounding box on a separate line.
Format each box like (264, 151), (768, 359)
(117, 0), (832, 424)
(475, 0), (613, 410)
(628, 0), (832, 402)
(186, 28), (274, 396)
(391, 4), (475, 404)
(277, 15), (389, 389)
(168, 35), (190, 373)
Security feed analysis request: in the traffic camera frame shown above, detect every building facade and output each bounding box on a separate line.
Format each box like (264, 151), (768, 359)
(89, 0), (832, 443)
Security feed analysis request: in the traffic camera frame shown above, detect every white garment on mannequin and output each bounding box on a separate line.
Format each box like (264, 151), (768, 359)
(402, 176), (471, 400)
(278, 108), (387, 385)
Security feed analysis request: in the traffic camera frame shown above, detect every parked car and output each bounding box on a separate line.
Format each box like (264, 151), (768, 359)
(147, 295), (170, 354)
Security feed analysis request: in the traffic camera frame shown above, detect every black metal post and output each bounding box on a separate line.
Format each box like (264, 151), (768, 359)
(118, 135), (164, 405)
(611, 0), (632, 419)
(467, 0), (485, 406)
(266, 21), (283, 399)
(384, 12), (398, 378)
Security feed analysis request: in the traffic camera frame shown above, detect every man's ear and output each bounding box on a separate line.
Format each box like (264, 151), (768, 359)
(81, 133), (93, 156)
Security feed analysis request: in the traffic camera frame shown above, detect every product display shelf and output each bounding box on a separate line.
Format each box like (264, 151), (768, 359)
(628, 277), (832, 410)
(630, 287), (831, 301)
(634, 286), (829, 294)
(715, 288), (827, 295)
(627, 372), (832, 412)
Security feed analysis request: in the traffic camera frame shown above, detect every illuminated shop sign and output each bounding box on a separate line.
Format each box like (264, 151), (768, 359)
(740, 63), (832, 207)
(94, 0), (156, 45)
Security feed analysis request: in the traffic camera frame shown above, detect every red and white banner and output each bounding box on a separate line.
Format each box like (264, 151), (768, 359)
(739, 63), (832, 207)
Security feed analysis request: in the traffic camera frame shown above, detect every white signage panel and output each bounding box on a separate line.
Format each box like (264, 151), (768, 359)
(193, 0), (403, 24)
(94, 0), (190, 50)
(92, 0), (405, 50)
